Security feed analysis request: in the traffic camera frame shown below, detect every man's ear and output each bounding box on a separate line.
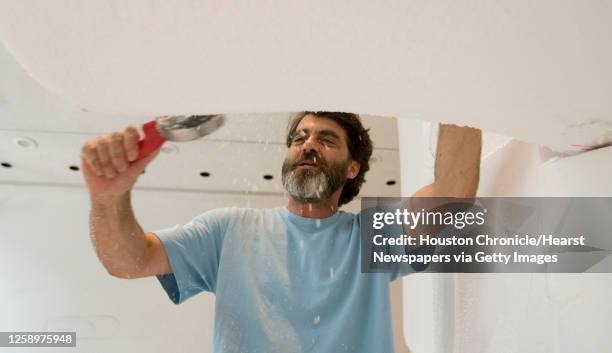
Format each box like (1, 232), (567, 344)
(347, 160), (361, 180)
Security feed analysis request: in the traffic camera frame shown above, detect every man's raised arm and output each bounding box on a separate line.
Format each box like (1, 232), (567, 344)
(81, 127), (172, 279)
(404, 123), (482, 252)
(413, 123), (482, 198)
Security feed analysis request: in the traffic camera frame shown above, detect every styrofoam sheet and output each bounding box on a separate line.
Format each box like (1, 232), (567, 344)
(0, 0), (610, 152)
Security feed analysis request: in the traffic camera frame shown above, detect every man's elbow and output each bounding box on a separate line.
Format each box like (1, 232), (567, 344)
(106, 267), (124, 279)
(431, 175), (480, 199)
(105, 266), (135, 279)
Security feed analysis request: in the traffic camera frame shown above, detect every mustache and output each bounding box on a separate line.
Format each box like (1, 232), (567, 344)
(293, 151), (325, 168)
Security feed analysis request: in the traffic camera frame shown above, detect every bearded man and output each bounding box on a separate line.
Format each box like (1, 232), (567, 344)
(81, 111), (482, 353)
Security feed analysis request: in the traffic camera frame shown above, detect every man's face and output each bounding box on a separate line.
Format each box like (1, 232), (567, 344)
(282, 115), (359, 203)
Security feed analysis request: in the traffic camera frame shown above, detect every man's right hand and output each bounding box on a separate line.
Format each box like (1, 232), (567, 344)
(80, 126), (161, 197)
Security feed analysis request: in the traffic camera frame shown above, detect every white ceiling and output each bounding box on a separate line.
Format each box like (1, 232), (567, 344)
(0, 0), (610, 153)
(0, 41), (402, 209)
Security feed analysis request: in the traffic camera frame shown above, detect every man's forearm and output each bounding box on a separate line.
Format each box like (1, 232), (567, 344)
(432, 123), (482, 198)
(403, 123), (482, 253)
(89, 192), (147, 278)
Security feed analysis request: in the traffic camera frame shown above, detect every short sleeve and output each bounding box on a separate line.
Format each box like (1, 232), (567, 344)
(388, 239), (436, 281)
(153, 207), (233, 304)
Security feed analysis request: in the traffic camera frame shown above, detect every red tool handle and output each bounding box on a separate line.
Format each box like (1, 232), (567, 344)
(137, 120), (166, 160)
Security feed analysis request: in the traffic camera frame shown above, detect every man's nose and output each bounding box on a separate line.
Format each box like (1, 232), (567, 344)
(302, 134), (322, 153)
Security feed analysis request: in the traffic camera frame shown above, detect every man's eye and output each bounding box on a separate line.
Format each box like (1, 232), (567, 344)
(292, 136), (305, 144)
(321, 139), (336, 146)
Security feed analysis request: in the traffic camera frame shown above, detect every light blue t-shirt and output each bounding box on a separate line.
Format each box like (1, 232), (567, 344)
(154, 206), (417, 353)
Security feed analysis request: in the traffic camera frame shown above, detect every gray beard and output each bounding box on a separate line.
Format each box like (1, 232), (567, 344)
(282, 168), (331, 202)
(281, 156), (349, 203)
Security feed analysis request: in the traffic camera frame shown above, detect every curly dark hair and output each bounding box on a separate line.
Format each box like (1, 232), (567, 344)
(285, 111), (374, 206)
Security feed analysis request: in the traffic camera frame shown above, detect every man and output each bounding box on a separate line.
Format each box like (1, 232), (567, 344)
(81, 111), (481, 352)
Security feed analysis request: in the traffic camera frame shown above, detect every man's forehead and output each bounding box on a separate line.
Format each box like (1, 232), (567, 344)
(295, 115), (347, 139)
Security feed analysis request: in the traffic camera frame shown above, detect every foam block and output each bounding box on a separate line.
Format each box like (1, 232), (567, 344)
(0, 1), (610, 152)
